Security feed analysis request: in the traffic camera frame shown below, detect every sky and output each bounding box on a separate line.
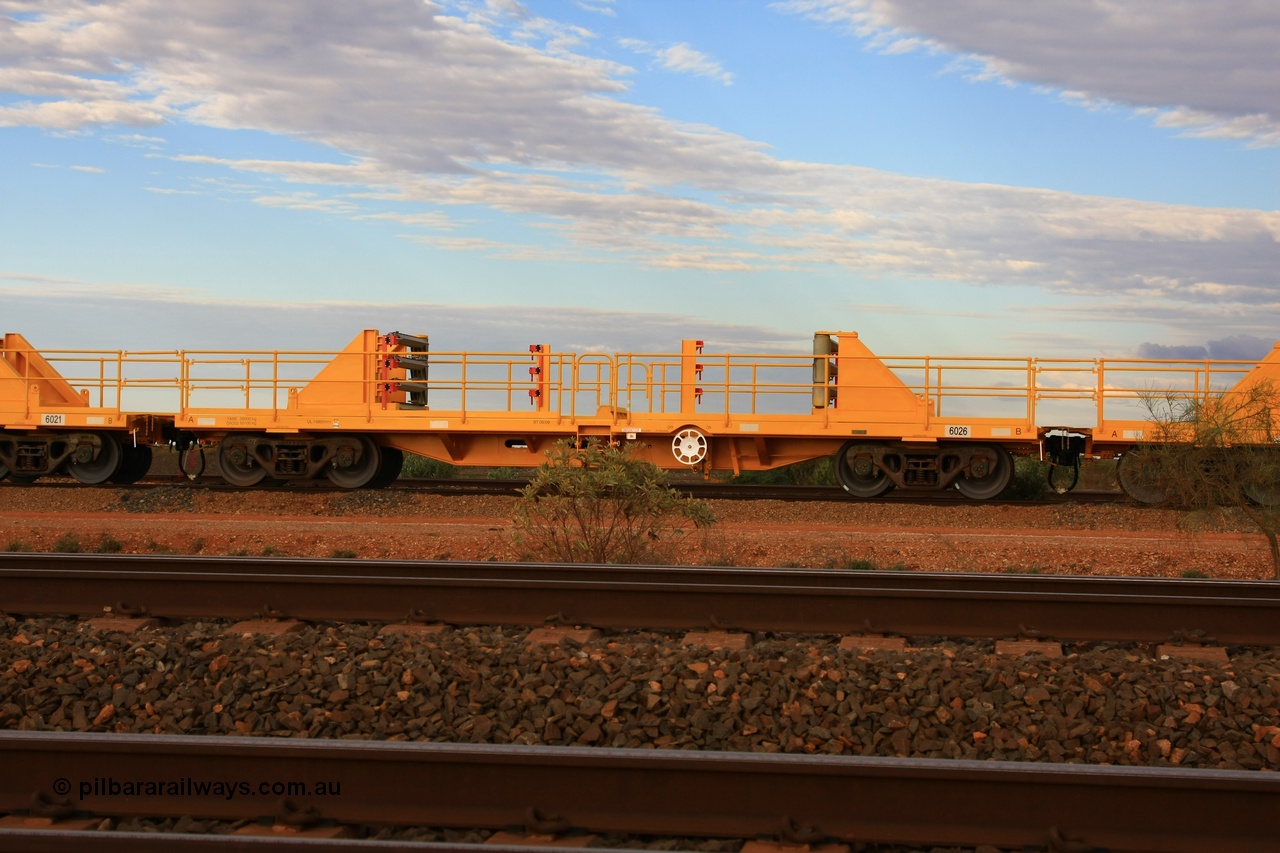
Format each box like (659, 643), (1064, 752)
(1, 0), (1277, 361)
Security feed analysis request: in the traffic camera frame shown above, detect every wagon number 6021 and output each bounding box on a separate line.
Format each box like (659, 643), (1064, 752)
(42, 413), (66, 426)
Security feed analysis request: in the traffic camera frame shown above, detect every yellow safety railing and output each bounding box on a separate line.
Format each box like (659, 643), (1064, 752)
(4, 340), (1267, 431)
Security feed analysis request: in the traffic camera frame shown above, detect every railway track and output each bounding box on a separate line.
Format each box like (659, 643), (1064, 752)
(4, 556), (1277, 851)
(1, 732), (1276, 853)
(1, 474), (1128, 504)
(3, 553), (1278, 644)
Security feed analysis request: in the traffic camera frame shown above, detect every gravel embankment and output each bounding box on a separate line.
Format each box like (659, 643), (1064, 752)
(2, 482), (1277, 578)
(4, 617), (1277, 770)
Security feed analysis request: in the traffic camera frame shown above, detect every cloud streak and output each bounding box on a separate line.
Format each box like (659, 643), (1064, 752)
(779, 0), (1280, 146)
(0, 0), (1274, 335)
(620, 39), (734, 85)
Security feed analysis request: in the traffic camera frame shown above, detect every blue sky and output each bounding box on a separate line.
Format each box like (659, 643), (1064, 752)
(1, 0), (1277, 360)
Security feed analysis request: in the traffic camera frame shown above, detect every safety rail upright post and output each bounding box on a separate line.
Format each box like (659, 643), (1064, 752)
(1025, 358), (1036, 426)
(719, 353), (730, 427)
(1096, 359), (1106, 431)
(750, 362), (758, 415)
(179, 350), (188, 412)
(363, 345), (373, 423)
(460, 354), (468, 424)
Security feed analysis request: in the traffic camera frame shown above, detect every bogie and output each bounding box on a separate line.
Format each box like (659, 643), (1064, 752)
(215, 433), (389, 489)
(833, 442), (1012, 500)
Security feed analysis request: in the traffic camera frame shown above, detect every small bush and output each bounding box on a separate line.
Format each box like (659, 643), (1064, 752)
(821, 554), (906, 571)
(53, 533), (81, 553)
(331, 548), (357, 559)
(826, 555), (877, 571)
(95, 535), (124, 553)
(1181, 569), (1211, 579)
(261, 545), (284, 557)
(513, 439), (714, 564)
(400, 455), (461, 478)
(4, 540), (26, 552)
(190, 537), (205, 553)
(1002, 457), (1050, 500)
(725, 457), (836, 486)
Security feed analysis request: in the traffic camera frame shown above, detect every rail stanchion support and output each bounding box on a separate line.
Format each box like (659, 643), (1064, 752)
(528, 344), (550, 413)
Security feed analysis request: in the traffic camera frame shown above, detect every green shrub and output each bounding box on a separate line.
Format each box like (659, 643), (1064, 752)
(725, 457), (836, 486)
(826, 555), (877, 571)
(1181, 569), (1210, 579)
(1002, 457), (1050, 500)
(513, 439), (714, 564)
(400, 454), (461, 478)
(95, 535), (124, 553)
(53, 533), (81, 553)
(485, 466), (527, 480)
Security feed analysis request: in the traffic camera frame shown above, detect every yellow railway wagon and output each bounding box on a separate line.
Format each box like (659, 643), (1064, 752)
(3, 329), (1278, 501)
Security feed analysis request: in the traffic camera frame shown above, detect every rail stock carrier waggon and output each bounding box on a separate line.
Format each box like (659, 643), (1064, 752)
(2, 329), (1278, 503)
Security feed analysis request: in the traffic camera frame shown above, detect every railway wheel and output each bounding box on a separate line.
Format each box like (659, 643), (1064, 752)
(369, 446), (403, 488)
(1117, 450), (1166, 505)
(834, 441), (893, 498)
(109, 444), (153, 485)
(67, 433), (123, 485)
(218, 436), (267, 487)
(326, 435), (382, 489)
(0, 461), (7, 482)
(1244, 480), (1280, 506)
(672, 428), (708, 466)
(955, 445), (1013, 500)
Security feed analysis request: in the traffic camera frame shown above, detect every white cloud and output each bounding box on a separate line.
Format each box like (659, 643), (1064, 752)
(574, 0), (615, 16)
(620, 39), (734, 85)
(0, 277), (805, 354)
(0, 0), (1274, 331)
(252, 192), (361, 215)
(778, 0), (1280, 146)
(69, 164), (103, 173)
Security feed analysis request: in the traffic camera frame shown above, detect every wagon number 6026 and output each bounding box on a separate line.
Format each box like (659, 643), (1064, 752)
(946, 425), (971, 437)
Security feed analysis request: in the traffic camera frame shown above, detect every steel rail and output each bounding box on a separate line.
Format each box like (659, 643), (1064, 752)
(1, 732), (1276, 853)
(3, 476), (1127, 503)
(0, 829), (631, 852)
(3, 554), (1279, 644)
